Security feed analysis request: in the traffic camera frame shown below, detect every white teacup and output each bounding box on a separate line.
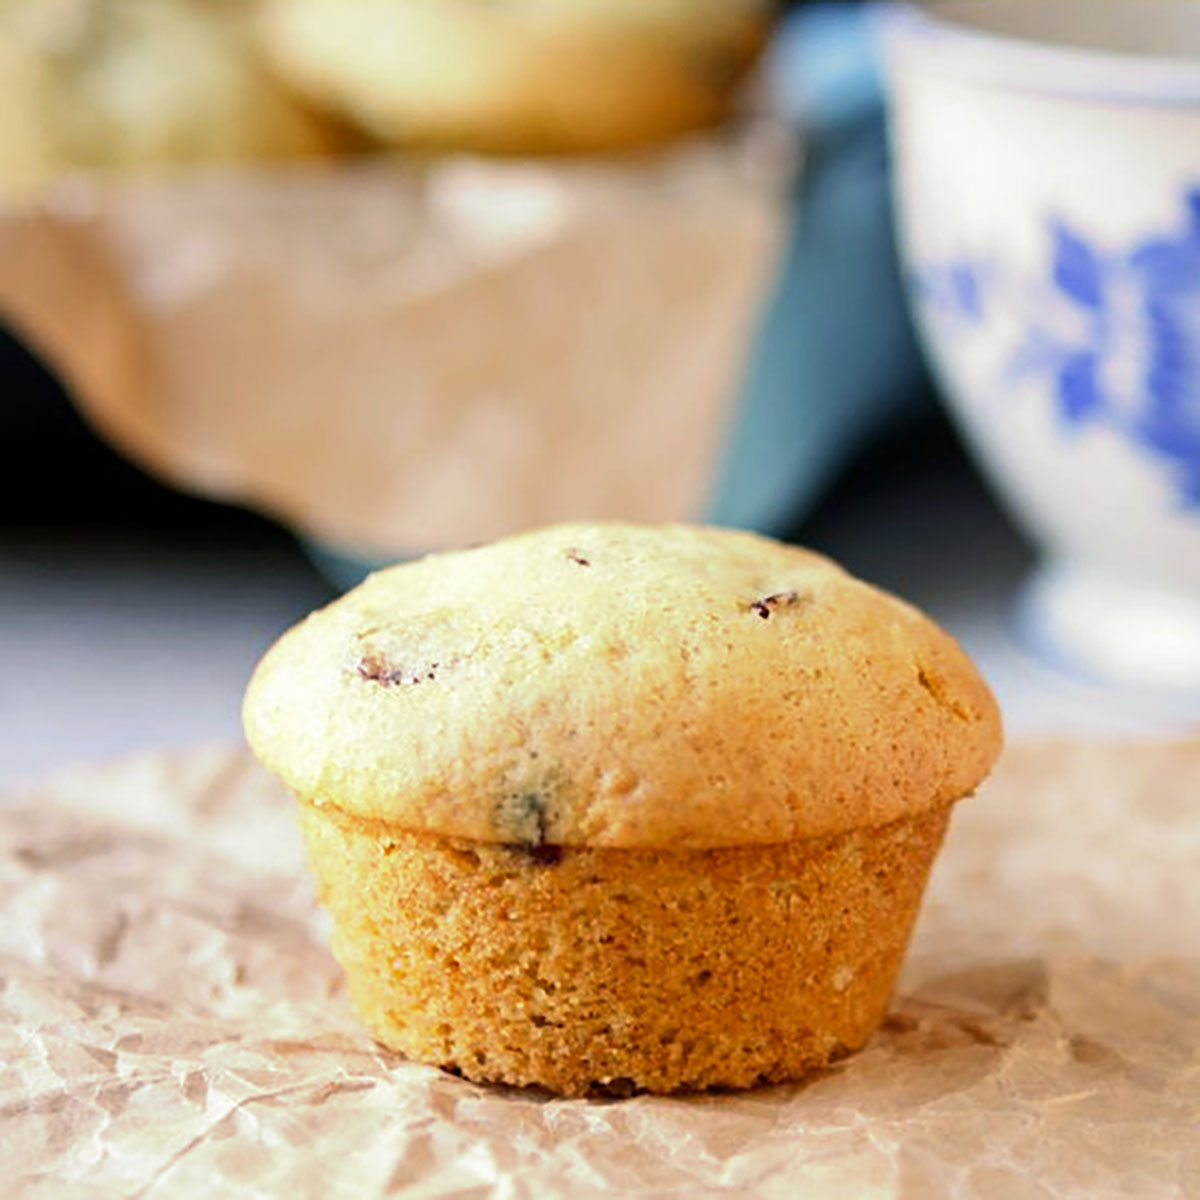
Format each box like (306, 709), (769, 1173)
(879, 1), (1200, 695)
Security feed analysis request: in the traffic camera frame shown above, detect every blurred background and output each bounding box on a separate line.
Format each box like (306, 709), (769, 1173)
(2, 0), (1198, 786)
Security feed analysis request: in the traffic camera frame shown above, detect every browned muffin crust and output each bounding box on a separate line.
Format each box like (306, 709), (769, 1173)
(299, 799), (954, 1096)
(245, 522), (1001, 1095)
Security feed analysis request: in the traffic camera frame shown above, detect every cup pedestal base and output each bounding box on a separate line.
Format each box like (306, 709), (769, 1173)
(1018, 562), (1200, 697)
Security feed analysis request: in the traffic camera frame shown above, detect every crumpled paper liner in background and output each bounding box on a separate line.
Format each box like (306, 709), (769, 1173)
(0, 136), (783, 559)
(2, 741), (1197, 1198)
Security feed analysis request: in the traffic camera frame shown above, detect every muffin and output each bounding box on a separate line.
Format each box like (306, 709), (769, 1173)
(243, 523), (1001, 1095)
(257, 0), (771, 155)
(0, 0), (334, 200)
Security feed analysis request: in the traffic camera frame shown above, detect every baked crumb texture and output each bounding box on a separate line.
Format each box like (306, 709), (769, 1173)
(298, 799), (953, 1097)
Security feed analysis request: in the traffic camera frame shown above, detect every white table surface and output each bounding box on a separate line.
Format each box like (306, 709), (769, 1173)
(1, 446), (1195, 791)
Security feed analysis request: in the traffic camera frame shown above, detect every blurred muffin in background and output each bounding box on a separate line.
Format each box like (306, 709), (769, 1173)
(0, 0), (335, 200)
(259, 0), (772, 155)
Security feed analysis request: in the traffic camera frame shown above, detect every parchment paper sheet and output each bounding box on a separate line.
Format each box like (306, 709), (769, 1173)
(2, 741), (1197, 1198)
(0, 135), (783, 558)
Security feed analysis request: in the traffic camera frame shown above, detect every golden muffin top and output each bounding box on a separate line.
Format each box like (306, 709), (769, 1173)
(0, 0), (330, 198)
(244, 523), (1001, 849)
(258, 0), (770, 155)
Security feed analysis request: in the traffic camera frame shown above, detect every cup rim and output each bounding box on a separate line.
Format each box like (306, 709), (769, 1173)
(875, 0), (1200, 105)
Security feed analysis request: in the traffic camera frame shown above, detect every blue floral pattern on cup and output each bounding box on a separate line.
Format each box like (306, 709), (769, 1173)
(915, 187), (1200, 508)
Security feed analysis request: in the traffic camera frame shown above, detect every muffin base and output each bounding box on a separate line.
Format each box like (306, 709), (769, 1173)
(297, 800), (953, 1096)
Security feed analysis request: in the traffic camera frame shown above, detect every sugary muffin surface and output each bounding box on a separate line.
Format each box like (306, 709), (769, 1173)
(258, 0), (769, 154)
(244, 523), (1001, 849)
(0, 0), (330, 197)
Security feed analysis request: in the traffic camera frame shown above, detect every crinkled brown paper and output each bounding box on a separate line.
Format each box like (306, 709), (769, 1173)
(2, 741), (1198, 1198)
(0, 134), (784, 559)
